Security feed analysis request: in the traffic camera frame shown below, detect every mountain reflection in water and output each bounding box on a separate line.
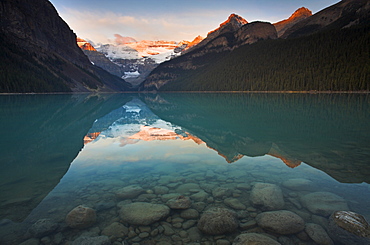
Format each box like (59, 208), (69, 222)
(142, 93), (370, 184)
(0, 93), (369, 245)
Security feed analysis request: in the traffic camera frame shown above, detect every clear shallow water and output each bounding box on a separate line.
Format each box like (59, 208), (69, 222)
(0, 93), (369, 245)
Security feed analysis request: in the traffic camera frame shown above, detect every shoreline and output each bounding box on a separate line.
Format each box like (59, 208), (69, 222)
(1, 90), (370, 95)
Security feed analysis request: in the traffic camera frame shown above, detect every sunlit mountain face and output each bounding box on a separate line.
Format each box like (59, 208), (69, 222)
(75, 35), (204, 86)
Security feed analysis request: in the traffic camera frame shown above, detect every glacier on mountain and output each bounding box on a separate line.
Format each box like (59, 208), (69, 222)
(96, 40), (182, 63)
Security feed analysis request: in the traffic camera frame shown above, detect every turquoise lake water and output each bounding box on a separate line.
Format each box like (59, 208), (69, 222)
(0, 93), (369, 245)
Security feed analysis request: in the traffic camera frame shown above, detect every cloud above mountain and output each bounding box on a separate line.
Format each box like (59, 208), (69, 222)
(114, 34), (137, 45)
(59, 8), (223, 43)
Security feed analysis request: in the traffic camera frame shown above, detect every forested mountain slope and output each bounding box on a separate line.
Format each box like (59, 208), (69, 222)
(146, 25), (369, 91)
(140, 0), (370, 92)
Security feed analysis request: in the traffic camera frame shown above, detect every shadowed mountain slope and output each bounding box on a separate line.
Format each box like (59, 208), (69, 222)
(0, 0), (132, 93)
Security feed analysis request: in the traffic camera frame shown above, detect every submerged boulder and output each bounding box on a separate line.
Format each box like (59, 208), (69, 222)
(28, 219), (59, 238)
(301, 192), (348, 217)
(101, 222), (129, 239)
(176, 183), (200, 193)
(119, 202), (170, 225)
(197, 207), (239, 235)
(328, 211), (370, 245)
(116, 185), (144, 199)
(250, 183), (285, 210)
(233, 233), (281, 245)
(212, 187), (231, 198)
(305, 223), (333, 245)
(282, 178), (316, 191)
(65, 205), (96, 229)
(224, 198), (246, 210)
(166, 195), (192, 209)
(256, 210), (305, 235)
(72, 235), (110, 245)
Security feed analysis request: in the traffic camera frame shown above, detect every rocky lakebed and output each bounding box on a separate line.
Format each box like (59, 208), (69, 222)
(3, 161), (370, 245)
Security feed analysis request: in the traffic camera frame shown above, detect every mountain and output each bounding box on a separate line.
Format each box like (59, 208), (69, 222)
(282, 0), (370, 38)
(139, 14), (278, 91)
(183, 14), (248, 54)
(83, 36), (205, 87)
(0, 0), (132, 93)
(77, 37), (97, 51)
(139, 1), (369, 92)
(77, 38), (126, 78)
(84, 39), (191, 87)
(177, 35), (204, 53)
(274, 7), (312, 37)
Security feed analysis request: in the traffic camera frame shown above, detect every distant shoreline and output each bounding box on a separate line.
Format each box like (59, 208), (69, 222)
(1, 90), (369, 95)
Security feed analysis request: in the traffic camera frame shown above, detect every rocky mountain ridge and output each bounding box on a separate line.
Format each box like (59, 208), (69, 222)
(183, 14), (248, 54)
(282, 0), (370, 38)
(139, 13), (278, 91)
(274, 7), (312, 37)
(77, 38), (97, 51)
(77, 37), (126, 78)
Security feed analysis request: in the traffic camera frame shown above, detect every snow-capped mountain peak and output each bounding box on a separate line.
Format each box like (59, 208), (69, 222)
(96, 39), (182, 63)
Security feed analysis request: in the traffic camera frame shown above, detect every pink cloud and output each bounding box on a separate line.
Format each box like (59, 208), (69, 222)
(114, 34), (137, 45)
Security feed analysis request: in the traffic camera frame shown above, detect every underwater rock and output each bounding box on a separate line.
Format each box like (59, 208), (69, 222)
(19, 238), (40, 245)
(176, 183), (200, 193)
(166, 195), (192, 209)
(183, 219), (197, 229)
(256, 210), (305, 235)
(197, 207), (239, 235)
(65, 205), (96, 229)
(116, 185), (144, 199)
(236, 183), (251, 190)
(161, 223), (175, 236)
(224, 198), (246, 210)
(180, 208), (199, 219)
(240, 220), (257, 230)
(233, 233), (281, 245)
(216, 239), (231, 245)
(200, 183), (217, 193)
(190, 191), (209, 202)
(119, 202), (170, 225)
(101, 222), (128, 240)
(327, 211), (370, 245)
(305, 223), (333, 245)
(71, 235), (110, 245)
(212, 187), (231, 198)
(250, 183), (285, 210)
(188, 227), (202, 242)
(282, 178), (316, 191)
(301, 192), (349, 217)
(205, 170), (216, 178)
(28, 219), (59, 238)
(153, 186), (169, 194)
(161, 193), (182, 202)
(95, 201), (115, 212)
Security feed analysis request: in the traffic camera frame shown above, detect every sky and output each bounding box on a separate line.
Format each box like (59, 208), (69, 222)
(49, 0), (340, 45)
